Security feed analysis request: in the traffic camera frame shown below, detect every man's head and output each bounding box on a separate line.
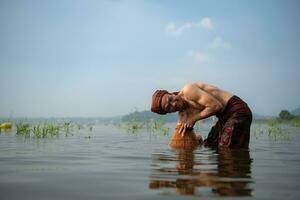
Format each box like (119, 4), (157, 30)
(151, 90), (185, 114)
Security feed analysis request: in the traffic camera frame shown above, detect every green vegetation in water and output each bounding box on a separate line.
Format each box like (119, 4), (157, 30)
(14, 121), (93, 139)
(16, 123), (31, 137)
(121, 117), (170, 136)
(63, 122), (72, 136)
(252, 110), (300, 141)
(252, 123), (265, 139)
(252, 120), (290, 141)
(146, 117), (169, 136)
(124, 119), (144, 134)
(87, 123), (94, 132)
(290, 116), (300, 127)
(32, 124), (60, 138)
(76, 123), (83, 131)
(267, 120), (289, 140)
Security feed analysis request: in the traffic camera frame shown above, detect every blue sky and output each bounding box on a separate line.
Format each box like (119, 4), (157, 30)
(0, 0), (299, 117)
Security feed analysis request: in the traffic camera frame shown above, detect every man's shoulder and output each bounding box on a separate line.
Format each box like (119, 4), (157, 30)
(180, 83), (204, 101)
(181, 83), (199, 93)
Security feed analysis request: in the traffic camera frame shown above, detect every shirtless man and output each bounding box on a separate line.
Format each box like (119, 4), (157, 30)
(151, 83), (252, 148)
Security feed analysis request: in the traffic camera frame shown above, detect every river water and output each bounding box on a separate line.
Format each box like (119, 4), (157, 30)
(0, 123), (300, 200)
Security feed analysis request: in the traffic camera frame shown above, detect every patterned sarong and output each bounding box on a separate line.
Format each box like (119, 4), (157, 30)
(204, 96), (252, 148)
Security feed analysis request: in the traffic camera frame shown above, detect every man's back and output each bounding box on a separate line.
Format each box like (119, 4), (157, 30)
(194, 83), (233, 106)
(177, 83), (230, 123)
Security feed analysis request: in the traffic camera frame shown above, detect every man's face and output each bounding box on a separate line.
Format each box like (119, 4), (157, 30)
(161, 94), (183, 113)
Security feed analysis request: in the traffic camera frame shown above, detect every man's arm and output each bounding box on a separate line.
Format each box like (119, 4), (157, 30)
(193, 105), (220, 121)
(181, 84), (223, 129)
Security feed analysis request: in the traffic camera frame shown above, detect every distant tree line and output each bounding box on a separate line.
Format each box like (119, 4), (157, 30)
(279, 110), (296, 120)
(121, 110), (178, 122)
(122, 109), (300, 123)
(121, 110), (214, 123)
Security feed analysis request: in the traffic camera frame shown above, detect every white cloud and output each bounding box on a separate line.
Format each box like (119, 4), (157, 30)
(188, 51), (209, 64)
(209, 37), (232, 49)
(165, 22), (193, 36)
(199, 17), (215, 30)
(165, 17), (215, 36)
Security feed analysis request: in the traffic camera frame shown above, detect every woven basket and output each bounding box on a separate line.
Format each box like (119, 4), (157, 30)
(169, 124), (201, 150)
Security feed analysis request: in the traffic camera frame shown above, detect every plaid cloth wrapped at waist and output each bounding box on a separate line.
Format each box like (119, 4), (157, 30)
(205, 95), (252, 148)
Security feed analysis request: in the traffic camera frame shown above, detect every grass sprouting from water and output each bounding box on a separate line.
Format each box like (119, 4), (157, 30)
(290, 116), (300, 127)
(267, 120), (290, 140)
(16, 123), (31, 137)
(252, 123), (265, 139)
(87, 123), (94, 132)
(63, 122), (71, 136)
(146, 118), (169, 136)
(31, 124), (60, 138)
(76, 123), (83, 130)
(14, 121), (93, 139)
(252, 119), (291, 140)
(120, 117), (170, 136)
(124, 119), (144, 134)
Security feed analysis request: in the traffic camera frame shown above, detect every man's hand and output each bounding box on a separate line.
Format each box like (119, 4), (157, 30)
(177, 122), (194, 136)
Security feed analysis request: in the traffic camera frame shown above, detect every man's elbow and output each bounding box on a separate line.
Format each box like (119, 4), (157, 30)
(214, 104), (223, 114)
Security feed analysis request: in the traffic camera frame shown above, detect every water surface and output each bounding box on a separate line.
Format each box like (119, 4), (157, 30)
(0, 123), (300, 200)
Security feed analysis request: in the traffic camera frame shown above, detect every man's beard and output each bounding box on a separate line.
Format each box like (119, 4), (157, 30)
(178, 99), (188, 111)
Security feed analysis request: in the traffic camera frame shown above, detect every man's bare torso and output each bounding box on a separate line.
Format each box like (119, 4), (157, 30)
(195, 83), (233, 106)
(177, 83), (233, 123)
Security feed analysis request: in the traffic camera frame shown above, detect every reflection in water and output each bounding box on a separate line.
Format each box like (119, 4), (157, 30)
(149, 147), (253, 197)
